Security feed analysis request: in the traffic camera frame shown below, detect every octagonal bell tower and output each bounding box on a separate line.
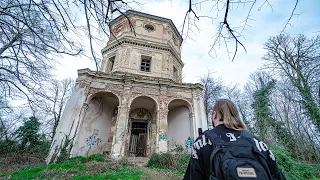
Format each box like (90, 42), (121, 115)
(100, 10), (183, 82)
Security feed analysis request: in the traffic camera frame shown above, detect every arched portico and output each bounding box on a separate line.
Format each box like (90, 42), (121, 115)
(76, 92), (119, 156)
(128, 96), (158, 157)
(167, 99), (194, 152)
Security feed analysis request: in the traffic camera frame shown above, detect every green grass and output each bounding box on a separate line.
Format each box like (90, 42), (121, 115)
(9, 166), (47, 179)
(3, 154), (146, 180)
(3, 148), (320, 180)
(74, 167), (144, 180)
(8, 161), (87, 179)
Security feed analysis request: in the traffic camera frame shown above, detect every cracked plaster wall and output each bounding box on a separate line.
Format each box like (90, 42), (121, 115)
(76, 97), (114, 156)
(167, 106), (191, 149)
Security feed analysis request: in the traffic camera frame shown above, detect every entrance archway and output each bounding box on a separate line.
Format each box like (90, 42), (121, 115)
(77, 92), (119, 156)
(128, 96), (158, 157)
(167, 99), (193, 152)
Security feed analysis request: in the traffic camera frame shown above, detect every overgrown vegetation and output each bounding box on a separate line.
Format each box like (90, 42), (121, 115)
(272, 147), (320, 180)
(0, 117), (50, 174)
(2, 154), (145, 179)
(146, 145), (190, 175)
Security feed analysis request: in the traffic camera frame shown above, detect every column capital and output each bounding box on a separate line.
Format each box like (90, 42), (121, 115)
(192, 90), (202, 99)
(160, 109), (169, 115)
(117, 105), (129, 111)
(82, 103), (89, 110)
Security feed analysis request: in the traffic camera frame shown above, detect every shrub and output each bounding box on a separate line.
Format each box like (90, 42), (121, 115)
(271, 146), (320, 180)
(146, 145), (190, 173)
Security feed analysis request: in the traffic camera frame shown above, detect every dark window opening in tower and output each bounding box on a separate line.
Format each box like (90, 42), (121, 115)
(109, 56), (115, 72)
(173, 66), (178, 80)
(140, 56), (151, 72)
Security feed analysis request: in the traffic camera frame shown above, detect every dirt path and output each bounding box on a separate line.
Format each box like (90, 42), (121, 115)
(128, 157), (183, 180)
(137, 166), (183, 180)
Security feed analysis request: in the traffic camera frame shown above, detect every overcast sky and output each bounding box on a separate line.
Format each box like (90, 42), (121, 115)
(54, 0), (320, 88)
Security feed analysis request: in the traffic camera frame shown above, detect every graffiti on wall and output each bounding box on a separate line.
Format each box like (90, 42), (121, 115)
(86, 135), (97, 150)
(166, 137), (194, 152)
(159, 133), (166, 140)
(184, 137), (194, 152)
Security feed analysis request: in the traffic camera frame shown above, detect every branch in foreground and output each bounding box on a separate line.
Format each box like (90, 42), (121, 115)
(282, 0), (299, 33)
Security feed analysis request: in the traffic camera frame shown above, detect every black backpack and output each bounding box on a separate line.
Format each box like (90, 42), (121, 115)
(203, 130), (272, 180)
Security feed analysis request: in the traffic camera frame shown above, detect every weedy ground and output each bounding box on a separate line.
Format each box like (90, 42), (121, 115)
(1, 147), (320, 180)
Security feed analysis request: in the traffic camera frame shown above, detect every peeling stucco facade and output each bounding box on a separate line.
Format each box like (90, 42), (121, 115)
(47, 10), (207, 163)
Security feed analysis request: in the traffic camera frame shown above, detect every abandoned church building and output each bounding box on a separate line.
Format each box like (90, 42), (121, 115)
(47, 10), (207, 163)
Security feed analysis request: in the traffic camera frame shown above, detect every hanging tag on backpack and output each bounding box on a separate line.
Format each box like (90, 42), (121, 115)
(237, 167), (257, 178)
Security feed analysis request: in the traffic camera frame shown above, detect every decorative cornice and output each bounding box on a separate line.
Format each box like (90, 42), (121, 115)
(77, 68), (203, 90)
(101, 38), (183, 67)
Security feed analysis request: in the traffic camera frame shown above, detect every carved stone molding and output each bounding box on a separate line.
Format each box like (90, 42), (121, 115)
(189, 113), (194, 119)
(139, 49), (155, 56)
(129, 108), (152, 121)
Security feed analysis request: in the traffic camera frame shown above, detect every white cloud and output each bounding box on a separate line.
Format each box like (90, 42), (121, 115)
(54, 0), (320, 89)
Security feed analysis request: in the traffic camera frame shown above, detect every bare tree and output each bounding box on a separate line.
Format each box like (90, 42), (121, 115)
(0, 98), (24, 141)
(0, 0), (136, 108)
(49, 79), (74, 139)
(0, 0), (81, 104)
(199, 71), (223, 128)
(270, 80), (320, 162)
(35, 78), (74, 140)
(181, 0), (300, 60)
(263, 34), (320, 128)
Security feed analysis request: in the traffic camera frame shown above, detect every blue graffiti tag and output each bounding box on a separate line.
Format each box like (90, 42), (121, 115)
(86, 135), (96, 150)
(184, 137), (194, 151)
(159, 134), (166, 140)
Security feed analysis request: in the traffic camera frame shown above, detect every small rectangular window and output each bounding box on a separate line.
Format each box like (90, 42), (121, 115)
(173, 66), (178, 80)
(140, 56), (151, 72)
(109, 56), (115, 72)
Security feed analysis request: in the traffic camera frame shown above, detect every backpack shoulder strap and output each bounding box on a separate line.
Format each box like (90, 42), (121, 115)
(203, 130), (224, 145)
(203, 130), (224, 180)
(240, 130), (269, 161)
(240, 130), (254, 139)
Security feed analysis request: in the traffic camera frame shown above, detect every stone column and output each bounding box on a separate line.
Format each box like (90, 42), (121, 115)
(189, 112), (196, 139)
(192, 88), (208, 132)
(192, 88), (208, 137)
(110, 105), (129, 159)
(110, 79), (131, 159)
(150, 109), (159, 154)
(158, 85), (168, 153)
(192, 90), (200, 134)
(198, 93), (208, 131)
(158, 109), (168, 152)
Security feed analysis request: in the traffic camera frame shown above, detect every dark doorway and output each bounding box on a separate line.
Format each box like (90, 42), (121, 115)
(129, 121), (147, 157)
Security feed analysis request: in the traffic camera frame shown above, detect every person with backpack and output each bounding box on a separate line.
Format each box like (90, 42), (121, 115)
(183, 99), (286, 180)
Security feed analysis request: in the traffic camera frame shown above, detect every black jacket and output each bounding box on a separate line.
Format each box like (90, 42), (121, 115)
(183, 125), (286, 180)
